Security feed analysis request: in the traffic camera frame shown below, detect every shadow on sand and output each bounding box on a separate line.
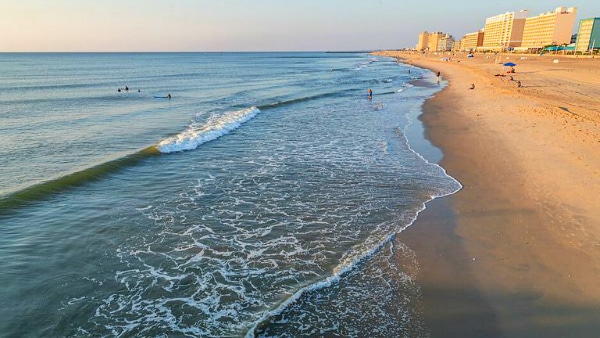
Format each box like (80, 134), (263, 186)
(399, 197), (600, 338)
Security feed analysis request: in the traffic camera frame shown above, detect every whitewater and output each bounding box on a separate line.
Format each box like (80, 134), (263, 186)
(0, 52), (460, 337)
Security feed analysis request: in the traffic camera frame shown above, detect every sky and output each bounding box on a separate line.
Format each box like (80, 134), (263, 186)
(1, 0), (599, 52)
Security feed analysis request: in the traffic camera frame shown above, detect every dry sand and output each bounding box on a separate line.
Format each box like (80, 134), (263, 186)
(375, 51), (600, 337)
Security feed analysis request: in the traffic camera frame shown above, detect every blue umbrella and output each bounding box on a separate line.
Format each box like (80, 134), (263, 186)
(503, 62), (517, 67)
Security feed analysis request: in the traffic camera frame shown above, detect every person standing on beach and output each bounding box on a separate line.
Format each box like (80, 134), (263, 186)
(436, 71), (441, 84)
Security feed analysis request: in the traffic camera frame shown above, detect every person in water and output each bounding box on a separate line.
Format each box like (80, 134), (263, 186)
(167, 94), (172, 99)
(367, 88), (373, 99)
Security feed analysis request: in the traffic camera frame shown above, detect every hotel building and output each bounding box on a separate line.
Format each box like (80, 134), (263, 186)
(461, 30), (485, 52)
(416, 31), (429, 51)
(416, 31), (455, 52)
(520, 7), (578, 51)
(575, 18), (600, 53)
(452, 38), (463, 52)
(482, 10), (529, 51)
(438, 34), (455, 51)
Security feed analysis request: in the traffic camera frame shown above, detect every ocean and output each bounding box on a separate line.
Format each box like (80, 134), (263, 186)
(0, 52), (460, 337)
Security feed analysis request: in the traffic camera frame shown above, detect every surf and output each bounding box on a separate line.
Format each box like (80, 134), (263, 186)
(157, 106), (261, 153)
(0, 106), (263, 213)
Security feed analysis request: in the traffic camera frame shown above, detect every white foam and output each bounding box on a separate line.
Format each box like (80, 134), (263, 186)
(353, 61), (371, 71)
(157, 107), (260, 153)
(241, 82), (463, 338)
(373, 102), (385, 111)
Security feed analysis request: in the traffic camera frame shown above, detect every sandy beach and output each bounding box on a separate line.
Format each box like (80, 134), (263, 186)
(376, 51), (600, 337)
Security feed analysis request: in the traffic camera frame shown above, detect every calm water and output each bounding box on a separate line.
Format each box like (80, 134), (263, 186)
(0, 52), (460, 337)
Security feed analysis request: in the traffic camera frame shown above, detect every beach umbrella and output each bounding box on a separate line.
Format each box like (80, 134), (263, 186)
(503, 62), (517, 67)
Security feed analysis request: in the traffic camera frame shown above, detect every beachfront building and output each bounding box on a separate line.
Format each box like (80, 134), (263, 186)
(438, 34), (455, 52)
(427, 32), (444, 51)
(453, 38), (463, 52)
(575, 18), (600, 53)
(461, 30), (485, 52)
(519, 7), (578, 52)
(482, 10), (529, 52)
(416, 31), (455, 52)
(416, 31), (429, 51)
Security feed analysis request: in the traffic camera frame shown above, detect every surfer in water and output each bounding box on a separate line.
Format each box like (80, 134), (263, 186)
(153, 94), (172, 99)
(367, 88), (373, 99)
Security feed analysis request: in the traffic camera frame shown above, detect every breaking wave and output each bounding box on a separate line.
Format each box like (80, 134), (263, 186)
(157, 107), (261, 153)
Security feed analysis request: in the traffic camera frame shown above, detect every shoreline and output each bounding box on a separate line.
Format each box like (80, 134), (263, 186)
(378, 51), (600, 337)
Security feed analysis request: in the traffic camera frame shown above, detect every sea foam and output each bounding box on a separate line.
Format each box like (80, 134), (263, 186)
(157, 107), (260, 153)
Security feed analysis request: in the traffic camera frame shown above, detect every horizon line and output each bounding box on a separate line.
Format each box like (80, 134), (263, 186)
(0, 49), (386, 54)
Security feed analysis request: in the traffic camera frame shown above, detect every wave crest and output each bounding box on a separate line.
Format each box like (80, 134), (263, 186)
(157, 107), (260, 153)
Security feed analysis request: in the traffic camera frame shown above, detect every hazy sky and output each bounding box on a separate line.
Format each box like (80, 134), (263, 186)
(1, 1), (598, 52)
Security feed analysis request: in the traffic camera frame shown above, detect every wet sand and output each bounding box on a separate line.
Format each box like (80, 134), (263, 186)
(378, 51), (600, 337)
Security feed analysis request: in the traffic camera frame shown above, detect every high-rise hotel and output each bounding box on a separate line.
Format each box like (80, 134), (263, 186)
(461, 30), (485, 52)
(575, 18), (600, 53)
(416, 32), (455, 52)
(481, 10), (529, 51)
(520, 7), (577, 50)
(419, 6), (597, 54)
